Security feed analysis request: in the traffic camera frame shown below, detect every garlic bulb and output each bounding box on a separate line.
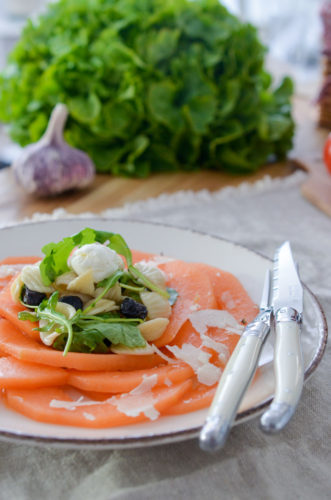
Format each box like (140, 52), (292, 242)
(12, 103), (95, 196)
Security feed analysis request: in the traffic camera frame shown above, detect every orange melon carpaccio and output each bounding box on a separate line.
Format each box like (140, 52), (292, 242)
(0, 356), (68, 389)
(67, 362), (194, 393)
(3, 379), (193, 428)
(0, 355), (193, 394)
(154, 260), (218, 347)
(0, 252), (258, 428)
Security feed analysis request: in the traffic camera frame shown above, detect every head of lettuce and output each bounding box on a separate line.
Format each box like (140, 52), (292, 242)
(0, 0), (294, 177)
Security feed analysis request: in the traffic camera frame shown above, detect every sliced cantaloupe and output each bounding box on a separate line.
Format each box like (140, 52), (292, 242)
(154, 260), (218, 347)
(202, 263), (259, 323)
(3, 379), (193, 428)
(0, 356), (68, 389)
(68, 362), (193, 393)
(164, 382), (216, 415)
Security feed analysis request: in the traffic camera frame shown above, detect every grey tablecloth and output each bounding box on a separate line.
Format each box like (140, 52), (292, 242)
(0, 172), (330, 500)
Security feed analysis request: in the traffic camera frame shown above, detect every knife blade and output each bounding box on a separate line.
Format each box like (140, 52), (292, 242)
(199, 270), (272, 452)
(260, 241), (304, 433)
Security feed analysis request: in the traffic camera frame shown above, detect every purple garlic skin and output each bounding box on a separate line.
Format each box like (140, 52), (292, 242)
(12, 103), (95, 197)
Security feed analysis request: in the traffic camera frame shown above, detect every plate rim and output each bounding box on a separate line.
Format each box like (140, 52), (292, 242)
(0, 217), (328, 449)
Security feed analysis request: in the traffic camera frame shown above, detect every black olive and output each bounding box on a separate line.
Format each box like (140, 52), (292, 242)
(59, 295), (83, 311)
(120, 297), (147, 320)
(22, 286), (46, 306)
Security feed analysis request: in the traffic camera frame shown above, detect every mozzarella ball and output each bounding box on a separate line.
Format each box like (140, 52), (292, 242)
(68, 243), (124, 282)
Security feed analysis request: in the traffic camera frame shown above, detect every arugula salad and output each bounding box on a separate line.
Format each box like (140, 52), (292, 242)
(10, 228), (177, 355)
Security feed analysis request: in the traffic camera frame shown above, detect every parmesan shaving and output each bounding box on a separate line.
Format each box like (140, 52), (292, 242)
(200, 333), (230, 364)
(49, 396), (99, 411)
(49, 374), (160, 421)
(83, 412), (96, 421)
(221, 291), (239, 310)
(189, 309), (244, 336)
(151, 255), (175, 265)
(130, 373), (158, 395)
(109, 374), (160, 420)
(196, 364), (221, 386)
(166, 344), (221, 386)
(152, 344), (176, 364)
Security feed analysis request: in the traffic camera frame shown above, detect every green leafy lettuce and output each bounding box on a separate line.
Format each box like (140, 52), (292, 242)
(0, 0), (294, 176)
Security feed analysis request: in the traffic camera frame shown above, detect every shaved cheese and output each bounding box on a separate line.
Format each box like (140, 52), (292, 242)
(221, 291), (238, 310)
(135, 255), (173, 278)
(151, 255), (175, 265)
(189, 309), (244, 336)
(49, 375), (160, 420)
(166, 344), (221, 386)
(49, 396), (99, 411)
(164, 377), (173, 387)
(151, 344), (176, 364)
(130, 373), (158, 395)
(83, 412), (96, 421)
(196, 363), (221, 386)
(200, 333), (230, 364)
(109, 374), (159, 420)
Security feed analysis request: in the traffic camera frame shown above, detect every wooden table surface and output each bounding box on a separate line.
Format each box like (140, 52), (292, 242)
(0, 94), (330, 225)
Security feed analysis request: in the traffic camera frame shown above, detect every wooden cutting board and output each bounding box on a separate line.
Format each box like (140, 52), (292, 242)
(291, 96), (331, 217)
(0, 94), (330, 225)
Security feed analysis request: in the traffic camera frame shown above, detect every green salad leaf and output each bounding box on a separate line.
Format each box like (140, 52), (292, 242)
(0, 0), (294, 176)
(53, 322), (146, 354)
(40, 227), (169, 298)
(79, 322), (145, 347)
(53, 329), (110, 354)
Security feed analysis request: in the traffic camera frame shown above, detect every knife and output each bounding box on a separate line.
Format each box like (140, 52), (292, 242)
(199, 270), (272, 452)
(260, 241), (304, 433)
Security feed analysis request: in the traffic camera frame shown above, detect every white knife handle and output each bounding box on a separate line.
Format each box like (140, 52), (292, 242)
(260, 307), (303, 433)
(200, 313), (270, 452)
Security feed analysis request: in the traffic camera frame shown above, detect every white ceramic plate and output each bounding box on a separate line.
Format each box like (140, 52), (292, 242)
(0, 219), (327, 449)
